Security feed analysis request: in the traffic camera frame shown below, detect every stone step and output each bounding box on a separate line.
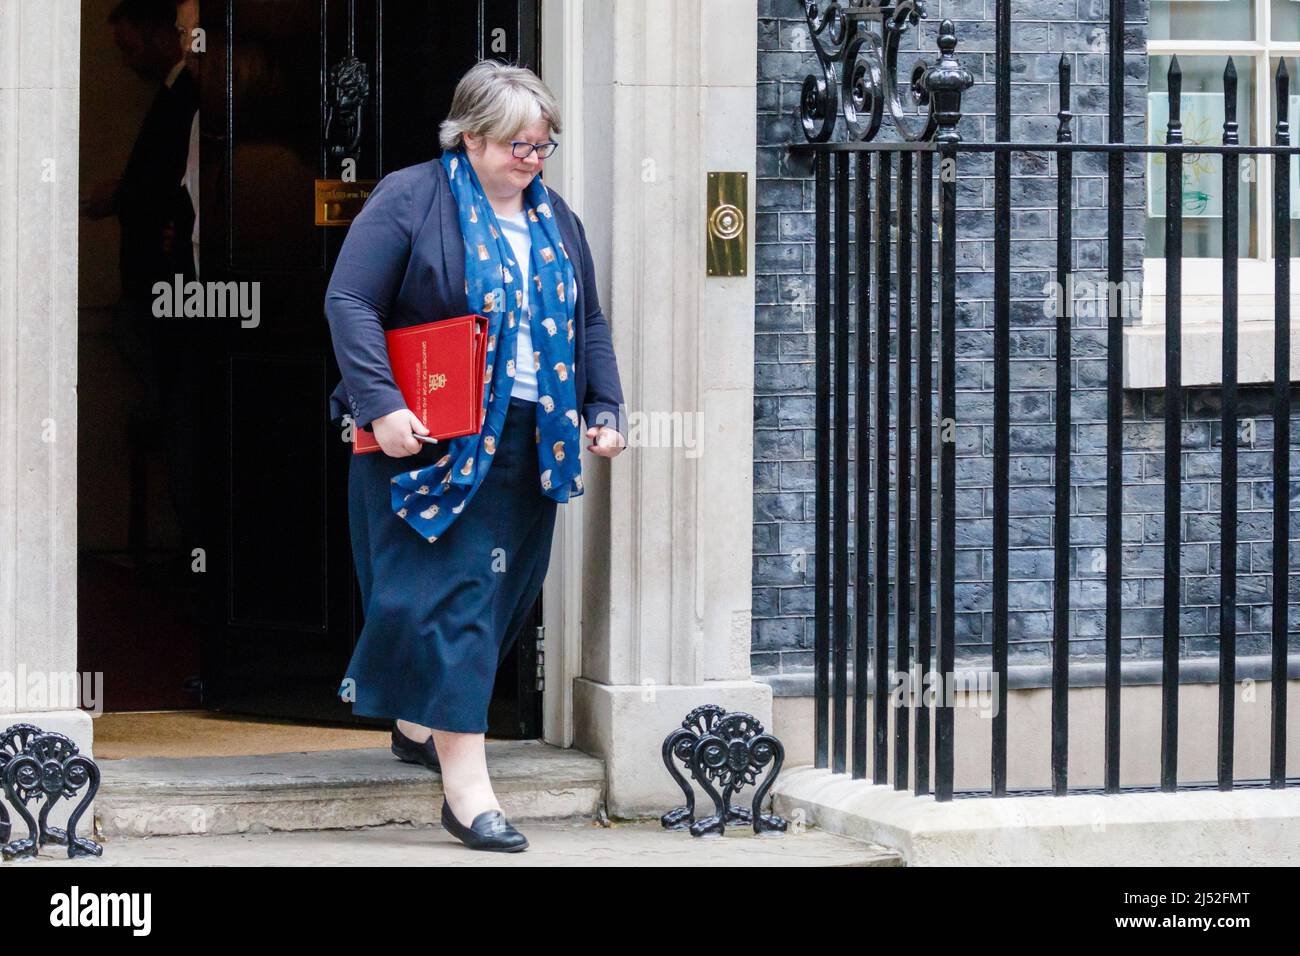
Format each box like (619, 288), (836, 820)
(92, 740), (605, 838)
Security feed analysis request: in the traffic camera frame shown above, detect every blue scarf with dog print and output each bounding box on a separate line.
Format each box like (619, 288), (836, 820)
(389, 148), (584, 543)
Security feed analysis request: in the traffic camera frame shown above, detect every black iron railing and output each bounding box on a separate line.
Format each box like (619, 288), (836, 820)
(789, 0), (1297, 801)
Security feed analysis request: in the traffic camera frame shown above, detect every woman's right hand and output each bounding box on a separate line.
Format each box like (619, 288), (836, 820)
(371, 408), (430, 457)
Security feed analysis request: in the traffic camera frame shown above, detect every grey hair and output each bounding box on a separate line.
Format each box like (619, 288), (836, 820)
(438, 60), (563, 152)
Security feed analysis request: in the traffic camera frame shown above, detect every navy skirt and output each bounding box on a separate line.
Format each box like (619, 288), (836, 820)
(340, 395), (558, 733)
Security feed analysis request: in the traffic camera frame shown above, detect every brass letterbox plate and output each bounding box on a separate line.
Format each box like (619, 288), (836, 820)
(706, 171), (747, 277)
(315, 179), (378, 226)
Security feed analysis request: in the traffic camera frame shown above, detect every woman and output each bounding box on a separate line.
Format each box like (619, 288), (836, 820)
(324, 60), (626, 853)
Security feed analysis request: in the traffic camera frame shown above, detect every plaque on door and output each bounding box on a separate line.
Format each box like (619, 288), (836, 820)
(315, 179), (377, 227)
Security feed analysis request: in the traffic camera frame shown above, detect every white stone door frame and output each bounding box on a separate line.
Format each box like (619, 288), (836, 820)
(548, 0), (768, 815)
(539, 0), (587, 749)
(0, 0), (90, 755)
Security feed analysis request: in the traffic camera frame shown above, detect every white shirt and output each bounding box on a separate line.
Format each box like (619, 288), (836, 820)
(499, 209), (539, 402)
(164, 59), (186, 89)
(183, 113), (200, 277)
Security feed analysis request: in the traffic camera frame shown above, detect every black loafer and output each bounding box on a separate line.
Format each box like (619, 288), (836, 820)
(440, 798), (529, 852)
(391, 723), (441, 773)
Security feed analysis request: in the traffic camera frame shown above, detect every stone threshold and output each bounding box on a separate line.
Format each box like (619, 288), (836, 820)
(772, 766), (1300, 866)
(91, 739), (605, 838)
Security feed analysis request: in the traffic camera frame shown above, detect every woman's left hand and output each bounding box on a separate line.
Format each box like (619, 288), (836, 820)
(586, 425), (625, 458)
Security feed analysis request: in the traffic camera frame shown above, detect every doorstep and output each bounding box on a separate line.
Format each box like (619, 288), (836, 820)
(92, 739), (605, 838)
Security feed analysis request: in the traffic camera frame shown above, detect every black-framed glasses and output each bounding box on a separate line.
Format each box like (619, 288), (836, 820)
(510, 140), (558, 159)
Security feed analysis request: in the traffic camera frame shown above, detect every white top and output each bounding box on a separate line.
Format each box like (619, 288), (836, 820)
(498, 209), (539, 402)
(183, 112), (200, 278)
(164, 59), (186, 89)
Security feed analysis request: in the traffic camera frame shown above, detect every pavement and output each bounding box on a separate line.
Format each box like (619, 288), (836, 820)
(17, 816), (902, 867)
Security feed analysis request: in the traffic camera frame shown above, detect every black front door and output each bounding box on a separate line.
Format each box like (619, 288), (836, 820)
(196, 0), (542, 736)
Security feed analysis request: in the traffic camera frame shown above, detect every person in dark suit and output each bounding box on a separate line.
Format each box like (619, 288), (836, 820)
(86, 0), (198, 298)
(325, 60), (626, 852)
(83, 0), (200, 564)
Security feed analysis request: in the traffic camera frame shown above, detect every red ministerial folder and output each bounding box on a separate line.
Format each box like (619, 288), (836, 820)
(352, 314), (489, 455)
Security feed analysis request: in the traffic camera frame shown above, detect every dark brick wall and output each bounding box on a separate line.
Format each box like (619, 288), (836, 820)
(753, 0), (1300, 676)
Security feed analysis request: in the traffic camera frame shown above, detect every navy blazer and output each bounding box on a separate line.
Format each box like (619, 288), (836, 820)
(325, 157), (626, 438)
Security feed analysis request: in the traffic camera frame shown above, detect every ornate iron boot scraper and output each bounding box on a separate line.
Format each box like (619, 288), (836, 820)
(0, 723), (102, 860)
(660, 705), (786, 837)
